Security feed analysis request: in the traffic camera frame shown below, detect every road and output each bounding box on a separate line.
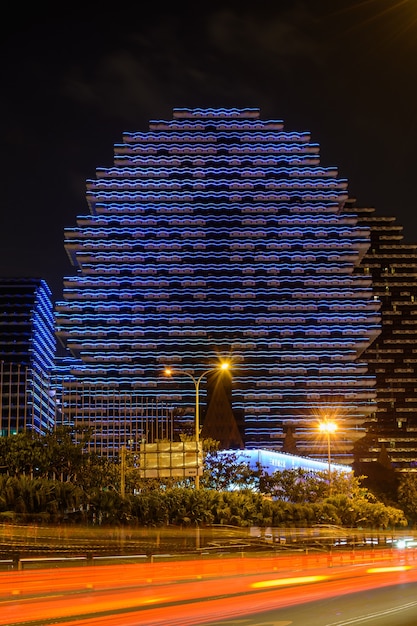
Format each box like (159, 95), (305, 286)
(1, 548), (416, 625)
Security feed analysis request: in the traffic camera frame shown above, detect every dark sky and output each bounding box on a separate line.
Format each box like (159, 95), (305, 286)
(1, 1), (417, 303)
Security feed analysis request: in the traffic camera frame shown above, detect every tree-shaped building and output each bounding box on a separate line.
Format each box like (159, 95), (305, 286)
(54, 108), (381, 462)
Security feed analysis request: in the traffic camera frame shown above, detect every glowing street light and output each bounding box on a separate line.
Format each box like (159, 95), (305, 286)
(318, 419), (338, 494)
(164, 361), (230, 489)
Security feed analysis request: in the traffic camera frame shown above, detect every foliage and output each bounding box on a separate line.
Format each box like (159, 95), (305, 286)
(0, 432), (45, 477)
(0, 475), (83, 523)
(397, 474), (417, 523)
(0, 432), (408, 529)
(0, 427), (91, 481)
(202, 451), (258, 490)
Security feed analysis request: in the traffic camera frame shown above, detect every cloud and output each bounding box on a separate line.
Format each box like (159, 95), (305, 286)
(59, 4), (330, 123)
(207, 5), (324, 66)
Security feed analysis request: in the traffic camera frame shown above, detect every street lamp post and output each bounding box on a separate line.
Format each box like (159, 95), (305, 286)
(318, 419), (337, 495)
(164, 362), (230, 489)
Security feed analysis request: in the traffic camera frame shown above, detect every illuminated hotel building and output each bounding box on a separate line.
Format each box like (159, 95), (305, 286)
(55, 107), (381, 462)
(0, 278), (56, 436)
(348, 202), (417, 472)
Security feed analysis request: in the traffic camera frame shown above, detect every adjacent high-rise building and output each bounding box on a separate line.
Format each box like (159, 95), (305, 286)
(347, 202), (417, 472)
(0, 277), (56, 436)
(54, 107), (381, 462)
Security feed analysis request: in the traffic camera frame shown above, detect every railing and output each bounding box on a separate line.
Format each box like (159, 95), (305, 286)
(0, 524), (414, 571)
(2, 545), (417, 572)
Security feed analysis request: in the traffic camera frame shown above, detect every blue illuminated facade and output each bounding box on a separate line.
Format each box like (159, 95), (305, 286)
(55, 108), (381, 462)
(218, 448), (352, 475)
(0, 278), (56, 436)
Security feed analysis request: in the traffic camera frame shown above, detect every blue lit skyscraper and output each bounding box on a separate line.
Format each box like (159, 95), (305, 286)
(0, 278), (56, 436)
(55, 108), (381, 462)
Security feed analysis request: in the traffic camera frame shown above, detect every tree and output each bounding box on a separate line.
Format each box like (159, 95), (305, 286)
(44, 426), (95, 481)
(397, 474), (417, 523)
(0, 432), (46, 478)
(202, 450), (259, 490)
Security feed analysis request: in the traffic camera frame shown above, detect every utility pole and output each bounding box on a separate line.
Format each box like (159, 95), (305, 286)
(120, 446), (126, 498)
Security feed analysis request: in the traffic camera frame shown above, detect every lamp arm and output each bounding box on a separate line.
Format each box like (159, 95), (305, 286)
(197, 367), (218, 386)
(174, 370), (197, 386)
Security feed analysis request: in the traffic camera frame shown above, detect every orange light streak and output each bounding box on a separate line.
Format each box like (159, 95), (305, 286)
(252, 575), (328, 589)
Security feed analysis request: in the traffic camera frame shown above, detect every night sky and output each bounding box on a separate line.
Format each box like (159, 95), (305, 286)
(1, 1), (417, 303)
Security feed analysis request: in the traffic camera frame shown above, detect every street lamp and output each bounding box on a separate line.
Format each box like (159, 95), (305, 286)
(164, 361), (230, 489)
(318, 419), (337, 495)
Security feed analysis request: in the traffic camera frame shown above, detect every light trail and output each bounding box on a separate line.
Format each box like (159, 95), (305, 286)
(1, 549), (417, 626)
